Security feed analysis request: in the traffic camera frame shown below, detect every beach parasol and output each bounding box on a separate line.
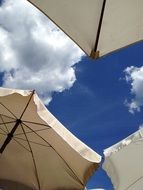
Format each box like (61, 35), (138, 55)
(27, 0), (143, 58)
(103, 128), (143, 190)
(0, 87), (101, 190)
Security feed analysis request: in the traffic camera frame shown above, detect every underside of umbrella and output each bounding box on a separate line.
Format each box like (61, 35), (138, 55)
(27, 0), (143, 58)
(0, 87), (101, 190)
(103, 128), (143, 190)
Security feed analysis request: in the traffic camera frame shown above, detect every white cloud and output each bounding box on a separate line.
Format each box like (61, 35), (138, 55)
(0, 0), (84, 104)
(139, 123), (143, 130)
(124, 66), (143, 113)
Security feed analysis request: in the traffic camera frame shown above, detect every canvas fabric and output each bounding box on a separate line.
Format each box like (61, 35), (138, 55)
(0, 88), (101, 190)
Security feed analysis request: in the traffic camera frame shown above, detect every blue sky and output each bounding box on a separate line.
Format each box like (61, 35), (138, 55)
(1, 0), (143, 189)
(0, 0), (3, 5)
(48, 42), (143, 189)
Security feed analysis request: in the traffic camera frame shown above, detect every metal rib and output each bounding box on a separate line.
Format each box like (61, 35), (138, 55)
(22, 120), (51, 128)
(21, 124), (41, 190)
(93, 0), (107, 53)
(20, 90), (35, 119)
(22, 122), (83, 186)
(0, 115), (9, 132)
(14, 127), (51, 136)
(0, 102), (17, 119)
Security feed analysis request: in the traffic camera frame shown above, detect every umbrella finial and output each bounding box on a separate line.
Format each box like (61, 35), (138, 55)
(90, 50), (100, 59)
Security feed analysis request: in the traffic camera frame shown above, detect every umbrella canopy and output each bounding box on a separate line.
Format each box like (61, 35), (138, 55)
(103, 128), (143, 190)
(27, 0), (143, 58)
(0, 87), (101, 190)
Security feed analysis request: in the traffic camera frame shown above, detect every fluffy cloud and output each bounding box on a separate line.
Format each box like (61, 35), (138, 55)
(0, 0), (84, 104)
(124, 66), (143, 113)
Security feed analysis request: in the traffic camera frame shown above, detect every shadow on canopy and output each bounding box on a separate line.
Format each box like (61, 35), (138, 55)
(0, 179), (35, 190)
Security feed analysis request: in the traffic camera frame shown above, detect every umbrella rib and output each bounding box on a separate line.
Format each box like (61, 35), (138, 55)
(0, 132), (6, 135)
(14, 127), (51, 136)
(19, 90), (35, 119)
(0, 127), (7, 134)
(0, 102), (17, 119)
(93, 0), (107, 55)
(0, 121), (17, 135)
(22, 120), (51, 128)
(14, 136), (52, 148)
(13, 138), (31, 152)
(21, 124), (41, 190)
(125, 175), (143, 190)
(0, 115), (9, 132)
(0, 115), (8, 134)
(0, 113), (15, 120)
(22, 123), (51, 147)
(0, 121), (16, 125)
(22, 122), (84, 186)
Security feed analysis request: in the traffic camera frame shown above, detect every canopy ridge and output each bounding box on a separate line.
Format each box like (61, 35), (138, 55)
(90, 0), (107, 59)
(22, 122), (84, 186)
(21, 124), (41, 190)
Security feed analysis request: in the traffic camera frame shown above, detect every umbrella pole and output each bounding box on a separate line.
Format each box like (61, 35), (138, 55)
(0, 119), (21, 154)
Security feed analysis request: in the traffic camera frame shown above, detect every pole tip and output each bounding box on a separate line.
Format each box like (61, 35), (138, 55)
(90, 50), (100, 59)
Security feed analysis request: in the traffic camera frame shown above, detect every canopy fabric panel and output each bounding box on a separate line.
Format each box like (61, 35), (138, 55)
(103, 128), (143, 190)
(98, 0), (143, 57)
(0, 87), (101, 190)
(28, 0), (103, 58)
(28, 0), (143, 58)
